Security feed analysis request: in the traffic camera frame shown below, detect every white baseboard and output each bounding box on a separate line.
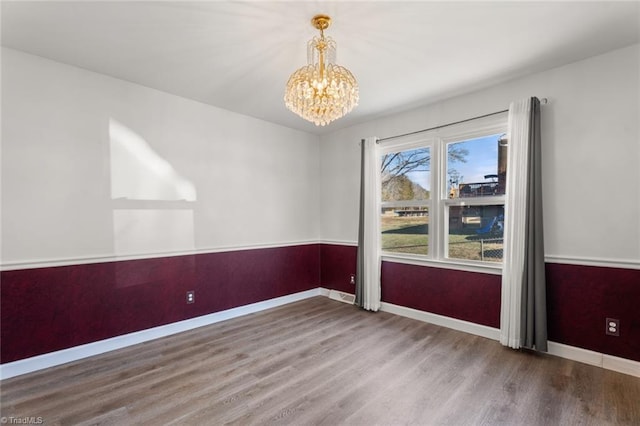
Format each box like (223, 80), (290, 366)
(603, 354), (640, 378)
(380, 301), (501, 341)
(378, 300), (639, 378)
(0, 288), (322, 380)
(546, 341), (602, 367)
(547, 342), (640, 378)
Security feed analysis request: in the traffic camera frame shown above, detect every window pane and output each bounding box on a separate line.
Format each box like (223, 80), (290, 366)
(447, 134), (506, 199)
(381, 207), (429, 255)
(448, 205), (503, 262)
(380, 147), (430, 255)
(381, 148), (430, 202)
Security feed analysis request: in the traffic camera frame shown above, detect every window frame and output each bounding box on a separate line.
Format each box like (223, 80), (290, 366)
(378, 113), (508, 274)
(379, 138), (434, 257)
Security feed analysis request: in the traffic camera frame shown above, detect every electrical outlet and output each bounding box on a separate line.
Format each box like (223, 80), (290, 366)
(186, 291), (195, 304)
(605, 318), (619, 336)
(349, 274), (356, 285)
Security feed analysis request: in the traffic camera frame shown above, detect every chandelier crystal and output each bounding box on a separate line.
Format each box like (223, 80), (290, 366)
(284, 15), (359, 126)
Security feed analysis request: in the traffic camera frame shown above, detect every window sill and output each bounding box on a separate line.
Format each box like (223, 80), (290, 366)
(381, 253), (503, 276)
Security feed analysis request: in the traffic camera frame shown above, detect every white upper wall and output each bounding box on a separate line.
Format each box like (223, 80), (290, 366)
(1, 47), (320, 265)
(3, 44), (639, 267)
(319, 44), (640, 265)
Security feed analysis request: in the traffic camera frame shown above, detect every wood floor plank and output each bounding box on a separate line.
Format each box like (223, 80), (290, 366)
(1, 297), (639, 425)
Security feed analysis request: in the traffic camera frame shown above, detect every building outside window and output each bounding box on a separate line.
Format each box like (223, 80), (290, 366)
(379, 113), (507, 270)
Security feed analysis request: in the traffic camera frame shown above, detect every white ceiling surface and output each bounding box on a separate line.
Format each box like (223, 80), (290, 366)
(2, 1), (639, 134)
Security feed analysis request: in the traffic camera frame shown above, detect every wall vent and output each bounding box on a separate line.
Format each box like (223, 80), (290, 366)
(328, 290), (355, 305)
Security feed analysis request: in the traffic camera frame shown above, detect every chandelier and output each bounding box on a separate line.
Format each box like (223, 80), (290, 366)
(284, 15), (359, 126)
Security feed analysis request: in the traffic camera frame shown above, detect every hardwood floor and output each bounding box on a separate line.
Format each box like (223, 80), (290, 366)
(2, 296), (639, 425)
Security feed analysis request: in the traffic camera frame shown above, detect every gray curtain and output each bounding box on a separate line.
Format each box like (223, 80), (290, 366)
(501, 97), (547, 351)
(522, 98), (547, 351)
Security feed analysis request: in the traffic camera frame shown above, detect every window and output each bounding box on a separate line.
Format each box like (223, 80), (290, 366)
(381, 147), (431, 255)
(379, 114), (507, 269)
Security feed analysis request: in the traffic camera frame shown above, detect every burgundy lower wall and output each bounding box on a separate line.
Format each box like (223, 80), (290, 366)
(320, 244), (357, 293)
(381, 262), (502, 328)
(1, 244), (320, 363)
(320, 244), (640, 362)
(546, 263), (640, 362)
(3, 243), (639, 365)
(319, 244), (501, 328)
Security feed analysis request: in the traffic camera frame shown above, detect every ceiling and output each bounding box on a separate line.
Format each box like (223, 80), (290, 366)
(2, 1), (639, 134)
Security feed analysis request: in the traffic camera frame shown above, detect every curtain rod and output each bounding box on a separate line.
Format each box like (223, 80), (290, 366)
(376, 97), (547, 143)
(377, 109), (507, 143)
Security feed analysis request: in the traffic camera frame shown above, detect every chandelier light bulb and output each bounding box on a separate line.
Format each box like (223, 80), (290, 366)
(284, 15), (359, 126)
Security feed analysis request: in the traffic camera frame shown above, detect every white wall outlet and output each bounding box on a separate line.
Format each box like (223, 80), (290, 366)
(606, 318), (619, 336)
(186, 291), (195, 304)
(350, 274), (356, 285)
